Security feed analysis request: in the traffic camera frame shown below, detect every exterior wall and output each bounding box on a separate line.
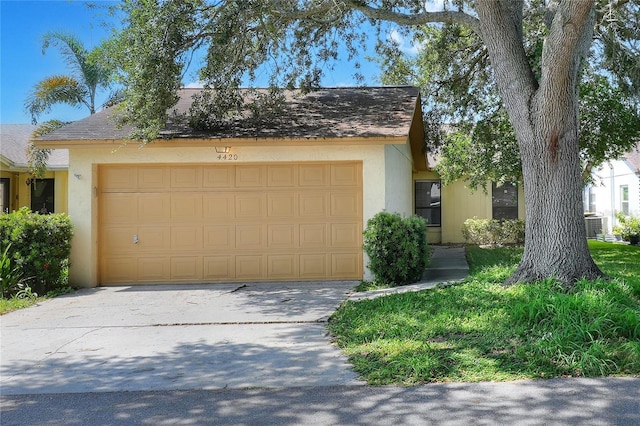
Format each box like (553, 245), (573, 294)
(441, 180), (492, 243)
(67, 143), (396, 287)
(53, 171), (69, 214)
(414, 171), (526, 244)
(0, 170), (68, 214)
(384, 141), (413, 216)
(589, 161), (640, 233)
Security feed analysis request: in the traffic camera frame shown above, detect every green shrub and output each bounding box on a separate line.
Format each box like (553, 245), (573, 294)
(1, 244), (29, 298)
(363, 211), (429, 286)
(613, 212), (640, 242)
(0, 207), (73, 296)
(462, 217), (525, 246)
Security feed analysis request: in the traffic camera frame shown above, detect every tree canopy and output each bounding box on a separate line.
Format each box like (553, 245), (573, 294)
(374, 7), (640, 189)
(106, 0), (640, 286)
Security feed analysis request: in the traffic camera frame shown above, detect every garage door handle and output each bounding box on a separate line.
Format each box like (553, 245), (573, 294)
(133, 234), (139, 244)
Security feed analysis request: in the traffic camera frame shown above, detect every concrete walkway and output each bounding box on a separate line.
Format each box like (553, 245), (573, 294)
(349, 245), (469, 301)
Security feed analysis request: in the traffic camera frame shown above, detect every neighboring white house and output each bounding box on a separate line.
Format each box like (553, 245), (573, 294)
(584, 143), (640, 237)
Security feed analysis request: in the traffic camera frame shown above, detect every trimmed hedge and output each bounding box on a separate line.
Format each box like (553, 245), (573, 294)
(462, 217), (525, 246)
(0, 208), (73, 296)
(363, 211), (429, 286)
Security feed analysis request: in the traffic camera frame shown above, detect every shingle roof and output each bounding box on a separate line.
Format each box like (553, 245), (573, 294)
(624, 143), (640, 173)
(37, 86), (421, 142)
(0, 124), (68, 169)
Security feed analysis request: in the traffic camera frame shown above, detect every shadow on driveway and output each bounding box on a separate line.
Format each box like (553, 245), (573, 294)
(0, 282), (361, 395)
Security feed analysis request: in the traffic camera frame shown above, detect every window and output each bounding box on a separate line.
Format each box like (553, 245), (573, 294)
(31, 178), (55, 214)
(492, 182), (518, 220)
(0, 178), (9, 213)
(584, 186), (596, 213)
(621, 185), (629, 215)
(415, 180), (441, 226)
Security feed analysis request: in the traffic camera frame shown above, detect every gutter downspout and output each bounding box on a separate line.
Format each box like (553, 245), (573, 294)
(610, 163), (616, 232)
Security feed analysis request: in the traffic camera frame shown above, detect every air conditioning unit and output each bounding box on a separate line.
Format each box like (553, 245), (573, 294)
(585, 217), (603, 239)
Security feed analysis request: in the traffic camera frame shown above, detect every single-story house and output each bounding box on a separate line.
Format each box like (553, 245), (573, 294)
(0, 124), (68, 214)
(584, 143), (640, 236)
(35, 86), (524, 287)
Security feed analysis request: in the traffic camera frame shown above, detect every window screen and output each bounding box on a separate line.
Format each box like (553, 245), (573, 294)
(415, 180), (441, 226)
(492, 182), (518, 220)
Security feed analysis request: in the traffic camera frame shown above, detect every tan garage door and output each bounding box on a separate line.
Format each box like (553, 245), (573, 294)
(98, 163), (363, 284)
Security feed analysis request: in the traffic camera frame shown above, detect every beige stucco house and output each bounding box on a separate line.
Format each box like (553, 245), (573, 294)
(35, 86), (523, 288)
(0, 124), (68, 215)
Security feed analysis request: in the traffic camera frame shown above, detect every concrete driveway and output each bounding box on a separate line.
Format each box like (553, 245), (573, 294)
(0, 282), (362, 395)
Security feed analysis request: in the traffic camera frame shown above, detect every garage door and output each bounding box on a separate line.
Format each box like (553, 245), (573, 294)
(98, 163), (363, 284)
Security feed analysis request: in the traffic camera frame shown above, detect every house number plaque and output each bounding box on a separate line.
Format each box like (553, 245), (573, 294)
(217, 154), (238, 161)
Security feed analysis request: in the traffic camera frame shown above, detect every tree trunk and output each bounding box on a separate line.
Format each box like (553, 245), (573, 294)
(476, 0), (605, 286)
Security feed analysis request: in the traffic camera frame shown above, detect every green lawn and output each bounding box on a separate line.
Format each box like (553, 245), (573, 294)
(328, 241), (640, 384)
(0, 287), (74, 315)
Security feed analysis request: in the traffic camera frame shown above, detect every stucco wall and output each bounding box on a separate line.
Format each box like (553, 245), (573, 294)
(0, 170), (69, 214)
(384, 141), (413, 216)
(413, 171), (526, 244)
(442, 181), (525, 243)
(67, 142), (406, 287)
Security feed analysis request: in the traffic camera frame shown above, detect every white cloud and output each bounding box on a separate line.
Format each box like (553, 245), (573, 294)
(184, 81), (204, 88)
(388, 30), (424, 55)
(423, 0), (446, 13)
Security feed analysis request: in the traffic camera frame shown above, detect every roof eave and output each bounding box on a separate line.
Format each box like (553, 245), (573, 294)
(34, 135), (409, 149)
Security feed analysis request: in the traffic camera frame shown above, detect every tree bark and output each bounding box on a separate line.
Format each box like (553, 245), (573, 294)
(476, 0), (605, 286)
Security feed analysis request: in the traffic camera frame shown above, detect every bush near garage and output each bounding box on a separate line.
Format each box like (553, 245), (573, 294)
(0, 207), (73, 296)
(363, 211), (429, 286)
(462, 217), (525, 246)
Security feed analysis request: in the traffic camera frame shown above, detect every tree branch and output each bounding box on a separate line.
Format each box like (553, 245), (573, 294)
(344, 1), (481, 34)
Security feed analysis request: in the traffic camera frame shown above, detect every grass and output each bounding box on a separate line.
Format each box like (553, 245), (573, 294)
(328, 240), (640, 385)
(0, 287), (74, 315)
(0, 295), (41, 314)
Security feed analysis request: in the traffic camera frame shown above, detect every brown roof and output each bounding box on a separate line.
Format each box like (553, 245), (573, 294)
(624, 143), (640, 173)
(0, 124), (68, 169)
(37, 86), (421, 142)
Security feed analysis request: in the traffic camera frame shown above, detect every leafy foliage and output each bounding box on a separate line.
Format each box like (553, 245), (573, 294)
(363, 212), (429, 286)
(0, 208), (73, 295)
(613, 213), (640, 242)
(24, 75), (88, 122)
(462, 218), (525, 247)
(24, 31), (116, 123)
(24, 31), (119, 175)
(1, 244), (30, 299)
(105, 0), (376, 141)
(378, 23), (640, 188)
(26, 120), (69, 178)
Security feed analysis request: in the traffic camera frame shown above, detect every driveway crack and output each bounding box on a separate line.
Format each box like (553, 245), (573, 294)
(44, 328), (101, 358)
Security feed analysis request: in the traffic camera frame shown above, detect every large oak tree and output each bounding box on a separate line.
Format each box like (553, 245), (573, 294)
(108, 0), (639, 287)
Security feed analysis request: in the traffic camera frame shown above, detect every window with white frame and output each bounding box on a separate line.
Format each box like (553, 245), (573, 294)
(621, 185), (629, 215)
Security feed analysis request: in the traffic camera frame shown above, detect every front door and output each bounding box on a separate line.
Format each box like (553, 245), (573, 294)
(31, 178), (55, 214)
(0, 178), (10, 213)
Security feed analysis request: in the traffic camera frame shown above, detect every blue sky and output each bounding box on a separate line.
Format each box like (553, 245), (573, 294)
(0, 0), (424, 125)
(1, 0), (118, 123)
